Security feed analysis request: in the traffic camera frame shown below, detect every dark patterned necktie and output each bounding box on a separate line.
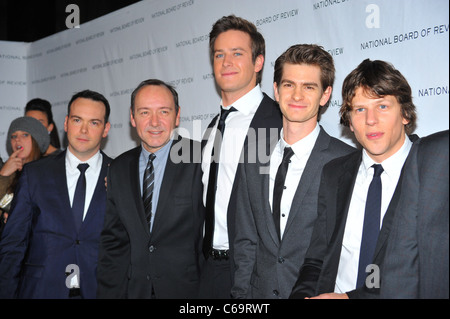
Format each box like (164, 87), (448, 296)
(143, 153), (156, 230)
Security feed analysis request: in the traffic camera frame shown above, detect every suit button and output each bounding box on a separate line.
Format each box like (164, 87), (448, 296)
(278, 257), (285, 263)
(273, 290), (279, 296)
(75, 240), (80, 245)
(148, 245), (155, 252)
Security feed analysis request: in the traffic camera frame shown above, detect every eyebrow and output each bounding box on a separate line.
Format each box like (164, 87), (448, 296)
(215, 47), (246, 53)
(70, 114), (104, 123)
(281, 79), (319, 87)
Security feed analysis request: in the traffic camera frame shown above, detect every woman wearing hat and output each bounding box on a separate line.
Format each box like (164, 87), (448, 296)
(0, 116), (50, 233)
(25, 98), (62, 157)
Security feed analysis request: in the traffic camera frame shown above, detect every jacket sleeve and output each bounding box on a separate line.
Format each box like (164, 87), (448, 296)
(289, 169), (329, 299)
(96, 166), (131, 298)
(231, 163), (258, 299)
(0, 166), (34, 298)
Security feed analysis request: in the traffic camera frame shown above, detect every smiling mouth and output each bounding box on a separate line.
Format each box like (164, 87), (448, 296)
(289, 104), (307, 109)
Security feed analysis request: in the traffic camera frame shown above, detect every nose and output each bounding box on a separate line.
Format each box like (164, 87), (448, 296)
(292, 86), (303, 101)
(222, 53), (232, 67)
(366, 108), (378, 125)
(80, 121), (88, 133)
(150, 113), (160, 127)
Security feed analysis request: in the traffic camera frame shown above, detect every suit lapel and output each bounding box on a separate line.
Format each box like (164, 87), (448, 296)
(258, 130), (281, 246)
(81, 153), (110, 230)
(128, 147), (151, 237)
(51, 151), (76, 232)
(284, 128), (329, 235)
(150, 136), (182, 236)
(330, 152), (361, 245)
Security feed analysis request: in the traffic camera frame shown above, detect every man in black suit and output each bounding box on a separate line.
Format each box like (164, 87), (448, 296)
(290, 59), (419, 299)
(97, 79), (204, 299)
(381, 130), (449, 299)
(200, 15), (282, 298)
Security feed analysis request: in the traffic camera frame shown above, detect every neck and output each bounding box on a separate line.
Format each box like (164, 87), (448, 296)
(221, 84), (257, 107)
(282, 119), (317, 145)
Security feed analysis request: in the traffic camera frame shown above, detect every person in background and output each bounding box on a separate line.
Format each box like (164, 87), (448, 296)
(199, 15), (282, 298)
(0, 90), (111, 299)
(25, 98), (62, 157)
(0, 116), (50, 234)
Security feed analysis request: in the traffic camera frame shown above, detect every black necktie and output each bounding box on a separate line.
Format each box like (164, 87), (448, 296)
(356, 164), (384, 288)
(143, 153), (156, 231)
(203, 107), (236, 257)
(72, 163), (89, 232)
(272, 147), (295, 240)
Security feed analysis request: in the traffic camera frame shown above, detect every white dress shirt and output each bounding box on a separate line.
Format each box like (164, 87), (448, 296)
(269, 124), (320, 238)
(202, 85), (263, 250)
(66, 149), (103, 221)
(335, 135), (412, 293)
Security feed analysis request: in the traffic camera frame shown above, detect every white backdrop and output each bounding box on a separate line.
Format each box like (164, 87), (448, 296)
(0, 0), (448, 159)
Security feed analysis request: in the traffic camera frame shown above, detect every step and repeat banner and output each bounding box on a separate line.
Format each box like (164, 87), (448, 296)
(1, 0), (448, 159)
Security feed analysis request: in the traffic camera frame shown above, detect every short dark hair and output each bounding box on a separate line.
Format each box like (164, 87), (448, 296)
(209, 15), (265, 85)
(25, 98), (61, 148)
(273, 44), (335, 109)
(340, 59), (417, 134)
(130, 79), (180, 115)
(67, 90), (111, 123)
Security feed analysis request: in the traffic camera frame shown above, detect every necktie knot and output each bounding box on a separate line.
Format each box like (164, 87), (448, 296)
(372, 164), (384, 178)
(282, 147), (295, 163)
(148, 153), (156, 163)
(77, 163), (89, 174)
(218, 107), (237, 126)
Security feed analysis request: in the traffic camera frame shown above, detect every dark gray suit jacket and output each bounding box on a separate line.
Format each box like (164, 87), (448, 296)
(97, 135), (205, 299)
(290, 135), (419, 299)
(232, 126), (356, 299)
(380, 130), (449, 299)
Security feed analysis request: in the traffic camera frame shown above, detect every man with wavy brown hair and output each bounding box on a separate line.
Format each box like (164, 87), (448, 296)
(290, 59), (419, 299)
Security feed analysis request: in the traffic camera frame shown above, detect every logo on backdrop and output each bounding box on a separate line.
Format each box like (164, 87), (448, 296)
(366, 4), (380, 29)
(66, 4), (80, 29)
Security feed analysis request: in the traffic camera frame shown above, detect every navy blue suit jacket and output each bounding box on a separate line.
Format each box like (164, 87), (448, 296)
(0, 150), (111, 299)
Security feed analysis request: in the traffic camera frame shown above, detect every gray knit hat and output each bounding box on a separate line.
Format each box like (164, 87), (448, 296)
(7, 116), (50, 154)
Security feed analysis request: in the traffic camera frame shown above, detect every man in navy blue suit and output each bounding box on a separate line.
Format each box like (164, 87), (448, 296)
(0, 90), (112, 299)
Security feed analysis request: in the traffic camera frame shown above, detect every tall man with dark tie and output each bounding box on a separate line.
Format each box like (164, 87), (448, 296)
(290, 59), (419, 299)
(0, 90), (112, 298)
(97, 79), (204, 299)
(199, 15), (282, 298)
(232, 44), (356, 299)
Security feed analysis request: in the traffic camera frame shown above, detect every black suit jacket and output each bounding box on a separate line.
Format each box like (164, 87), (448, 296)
(290, 135), (419, 299)
(97, 135), (205, 299)
(202, 92), (282, 281)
